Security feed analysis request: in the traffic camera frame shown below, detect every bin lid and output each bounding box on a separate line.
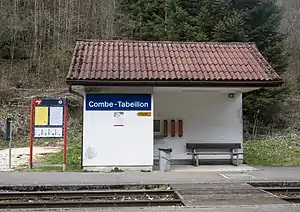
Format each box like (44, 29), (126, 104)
(158, 148), (172, 153)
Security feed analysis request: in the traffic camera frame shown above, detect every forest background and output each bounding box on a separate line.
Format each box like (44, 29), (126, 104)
(1, 0), (300, 147)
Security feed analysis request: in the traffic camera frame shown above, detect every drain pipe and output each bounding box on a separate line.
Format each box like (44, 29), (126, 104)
(68, 85), (84, 168)
(68, 85), (84, 98)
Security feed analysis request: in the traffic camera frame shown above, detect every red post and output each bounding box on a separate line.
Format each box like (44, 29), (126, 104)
(29, 98), (35, 169)
(63, 98), (68, 171)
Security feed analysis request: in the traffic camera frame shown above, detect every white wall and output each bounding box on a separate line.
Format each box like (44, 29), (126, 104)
(82, 92), (153, 167)
(153, 91), (243, 160)
(82, 86), (244, 167)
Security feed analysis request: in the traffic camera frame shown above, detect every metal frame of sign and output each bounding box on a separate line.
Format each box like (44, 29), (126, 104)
(29, 97), (68, 171)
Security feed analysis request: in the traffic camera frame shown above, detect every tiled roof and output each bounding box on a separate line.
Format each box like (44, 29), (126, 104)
(66, 40), (282, 85)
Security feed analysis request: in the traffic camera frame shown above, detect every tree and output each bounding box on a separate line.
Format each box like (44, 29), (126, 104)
(0, 0), (117, 141)
(116, 0), (288, 133)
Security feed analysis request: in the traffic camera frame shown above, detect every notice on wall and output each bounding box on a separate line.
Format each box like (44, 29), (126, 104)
(34, 127), (63, 138)
(137, 112), (151, 117)
(49, 107), (63, 126)
(34, 107), (49, 126)
(113, 112), (124, 127)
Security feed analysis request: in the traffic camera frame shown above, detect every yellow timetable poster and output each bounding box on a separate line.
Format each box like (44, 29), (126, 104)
(35, 107), (49, 126)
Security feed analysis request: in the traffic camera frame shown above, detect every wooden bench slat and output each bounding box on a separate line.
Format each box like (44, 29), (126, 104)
(186, 143), (241, 149)
(187, 152), (239, 155)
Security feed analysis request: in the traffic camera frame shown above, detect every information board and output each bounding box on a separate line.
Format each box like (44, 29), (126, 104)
(29, 97), (68, 170)
(33, 99), (66, 138)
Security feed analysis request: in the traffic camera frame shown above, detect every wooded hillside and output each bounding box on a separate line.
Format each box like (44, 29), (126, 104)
(0, 0), (300, 142)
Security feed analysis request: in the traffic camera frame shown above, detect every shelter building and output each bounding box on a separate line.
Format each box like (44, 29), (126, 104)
(66, 40), (283, 171)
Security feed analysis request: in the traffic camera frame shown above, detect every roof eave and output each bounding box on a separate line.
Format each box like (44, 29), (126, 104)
(66, 79), (284, 88)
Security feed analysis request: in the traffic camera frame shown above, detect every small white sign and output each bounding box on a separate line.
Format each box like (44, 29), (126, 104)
(113, 112), (124, 127)
(34, 127), (63, 138)
(49, 107), (63, 126)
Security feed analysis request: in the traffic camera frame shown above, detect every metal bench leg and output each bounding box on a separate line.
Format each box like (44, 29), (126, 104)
(191, 154), (195, 166)
(235, 148), (240, 166)
(236, 154), (240, 166)
(232, 155), (238, 166)
(231, 149), (239, 166)
(231, 149), (235, 166)
(192, 149), (197, 166)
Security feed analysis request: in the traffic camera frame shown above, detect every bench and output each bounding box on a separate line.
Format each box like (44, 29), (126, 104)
(186, 143), (242, 166)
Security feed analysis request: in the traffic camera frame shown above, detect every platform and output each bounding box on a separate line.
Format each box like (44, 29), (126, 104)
(1, 166), (300, 211)
(168, 164), (259, 172)
(0, 166), (300, 186)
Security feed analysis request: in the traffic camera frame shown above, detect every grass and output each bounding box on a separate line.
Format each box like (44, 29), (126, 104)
(0, 140), (7, 150)
(244, 134), (300, 166)
(18, 135), (83, 172)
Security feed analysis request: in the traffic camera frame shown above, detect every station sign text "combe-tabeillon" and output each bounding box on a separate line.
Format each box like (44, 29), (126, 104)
(85, 94), (152, 111)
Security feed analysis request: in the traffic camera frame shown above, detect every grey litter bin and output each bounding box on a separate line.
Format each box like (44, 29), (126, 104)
(158, 148), (172, 172)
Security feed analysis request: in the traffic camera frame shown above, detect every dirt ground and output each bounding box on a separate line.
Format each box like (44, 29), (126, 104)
(0, 147), (61, 171)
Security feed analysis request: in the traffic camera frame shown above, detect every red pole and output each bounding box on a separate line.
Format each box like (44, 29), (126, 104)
(29, 98), (35, 169)
(63, 98), (68, 171)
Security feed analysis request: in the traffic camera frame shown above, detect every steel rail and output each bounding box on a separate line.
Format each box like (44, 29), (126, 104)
(0, 189), (183, 208)
(257, 187), (300, 193)
(282, 197), (300, 203)
(0, 189), (174, 199)
(0, 199), (183, 209)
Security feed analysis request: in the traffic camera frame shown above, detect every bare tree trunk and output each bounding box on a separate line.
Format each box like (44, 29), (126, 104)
(77, 0), (81, 34)
(85, 0), (92, 37)
(58, 0), (61, 49)
(69, 0), (74, 42)
(64, 0), (68, 44)
(93, 0), (97, 38)
(33, 0), (38, 71)
(10, 0), (17, 80)
(53, 0), (56, 44)
(37, 1), (44, 75)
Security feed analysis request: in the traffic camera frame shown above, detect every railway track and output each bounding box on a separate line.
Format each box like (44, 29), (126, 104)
(0, 189), (183, 208)
(257, 187), (300, 193)
(255, 186), (300, 203)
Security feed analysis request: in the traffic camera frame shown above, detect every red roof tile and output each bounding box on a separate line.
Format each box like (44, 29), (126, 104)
(66, 40), (282, 85)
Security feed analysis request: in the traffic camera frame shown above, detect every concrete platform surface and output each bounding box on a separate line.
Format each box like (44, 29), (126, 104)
(170, 164), (259, 172)
(0, 166), (300, 185)
(3, 204), (300, 212)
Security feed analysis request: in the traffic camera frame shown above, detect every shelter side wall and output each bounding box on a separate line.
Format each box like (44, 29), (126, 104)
(153, 91), (243, 160)
(82, 87), (154, 167)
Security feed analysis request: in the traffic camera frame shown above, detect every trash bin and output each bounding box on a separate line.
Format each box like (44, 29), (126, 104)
(158, 148), (172, 172)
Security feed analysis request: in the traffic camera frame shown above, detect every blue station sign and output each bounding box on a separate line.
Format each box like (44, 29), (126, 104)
(85, 94), (152, 111)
